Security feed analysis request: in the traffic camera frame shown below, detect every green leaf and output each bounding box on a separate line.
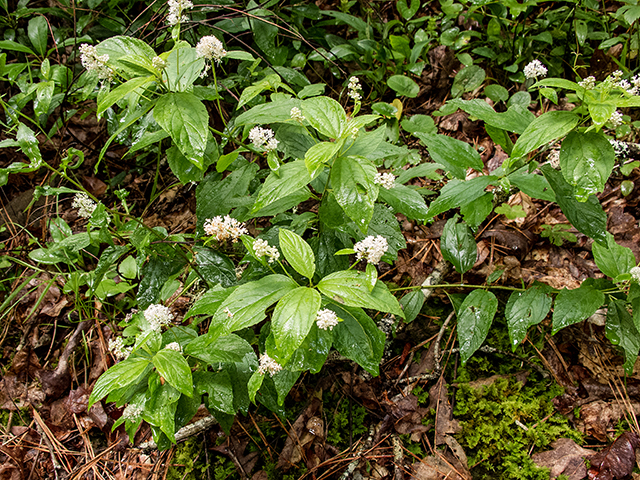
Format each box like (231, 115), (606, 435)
(88, 357), (151, 409)
(457, 290), (498, 365)
(397, 0), (420, 19)
(415, 133), (483, 179)
(331, 156), (378, 233)
(154, 92), (209, 168)
(451, 65), (485, 98)
(97, 76), (154, 116)
(279, 229), (316, 279)
(448, 99), (534, 134)
(302, 97), (347, 139)
(484, 84), (509, 103)
(271, 287), (321, 363)
(194, 247), (237, 288)
(252, 160), (311, 215)
(144, 382), (179, 443)
(209, 274), (298, 335)
(367, 204), (406, 263)
(541, 165), (607, 245)
(511, 111), (579, 159)
(559, 131), (615, 201)
(387, 75), (420, 98)
(186, 333), (253, 364)
(401, 114), (436, 135)
(329, 303), (385, 375)
(400, 289), (425, 323)
(505, 286), (552, 350)
(304, 141), (341, 178)
(248, 371), (264, 403)
(28, 16), (48, 56)
(427, 176), (497, 219)
(317, 270), (404, 318)
(235, 99), (301, 125)
(96, 36), (156, 75)
(552, 284), (605, 334)
(592, 233), (636, 279)
(605, 300), (640, 375)
(16, 123), (43, 167)
(90, 245), (129, 295)
(460, 192), (493, 228)
(378, 184), (429, 221)
(588, 102), (616, 126)
(153, 349), (193, 396)
(194, 370), (236, 414)
(531, 78), (580, 90)
(508, 167), (556, 202)
(0, 40), (35, 55)
(285, 324), (332, 374)
(440, 215), (477, 274)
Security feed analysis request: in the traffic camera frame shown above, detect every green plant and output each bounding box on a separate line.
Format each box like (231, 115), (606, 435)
(540, 224), (577, 246)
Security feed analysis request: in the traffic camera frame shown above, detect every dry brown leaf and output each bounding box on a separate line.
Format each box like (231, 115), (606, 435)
(578, 401), (640, 442)
(428, 377), (460, 445)
(531, 438), (593, 480)
(588, 432), (640, 480)
(411, 451), (471, 480)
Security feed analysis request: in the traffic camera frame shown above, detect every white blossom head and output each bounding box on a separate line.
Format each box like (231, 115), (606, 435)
(316, 309), (339, 331)
(195, 36), (227, 63)
(547, 149), (560, 169)
(203, 215), (247, 242)
(374, 172), (396, 190)
(167, 0), (193, 25)
(165, 342), (182, 353)
(108, 337), (130, 361)
(152, 56), (167, 70)
(630, 266), (640, 283)
(249, 126), (279, 152)
(72, 193), (97, 219)
(347, 76), (362, 102)
(350, 127), (359, 140)
(253, 238), (280, 263)
(578, 76), (596, 90)
(79, 44), (112, 81)
(144, 304), (174, 331)
(354, 235), (388, 265)
(523, 60), (547, 80)
(290, 107), (305, 122)
(608, 110), (624, 128)
(257, 353), (282, 376)
(122, 403), (143, 422)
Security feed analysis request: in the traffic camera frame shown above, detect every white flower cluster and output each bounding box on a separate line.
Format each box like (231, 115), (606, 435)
(253, 239), (280, 263)
(165, 342), (182, 353)
(144, 304), (174, 331)
(72, 193), (97, 219)
(316, 309), (339, 331)
(122, 403), (143, 422)
(609, 139), (629, 158)
(523, 60), (547, 80)
(79, 44), (112, 81)
(605, 70), (640, 95)
(608, 110), (624, 127)
(249, 126), (279, 152)
(167, 0), (193, 25)
(257, 353), (282, 376)
(195, 36), (227, 63)
(578, 76), (596, 90)
(630, 266), (640, 283)
(108, 337), (131, 361)
(374, 172), (396, 190)
(203, 215), (248, 242)
(547, 149), (560, 169)
(347, 76), (362, 101)
(290, 107), (305, 122)
(152, 56), (167, 70)
(354, 235), (388, 265)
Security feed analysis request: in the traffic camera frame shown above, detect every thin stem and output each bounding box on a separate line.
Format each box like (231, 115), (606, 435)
(389, 283), (527, 293)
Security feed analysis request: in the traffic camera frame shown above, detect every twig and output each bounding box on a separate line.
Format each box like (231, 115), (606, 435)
(136, 415), (219, 451)
(434, 311), (456, 374)
(392, 434), (405, 480)
(338, 426), (375, 480)
(420, 260), (449, 300)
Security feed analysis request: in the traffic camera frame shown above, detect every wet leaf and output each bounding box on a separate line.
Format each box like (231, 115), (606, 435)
(588, 432), (640, 480)
(457, 290), (498, 364)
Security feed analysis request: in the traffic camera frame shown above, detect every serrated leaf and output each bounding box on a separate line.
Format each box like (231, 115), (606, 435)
(511, 111), (579, 158)
(415, 133), (483, 179)
(378, 184), (429, 221)
(153, 349), (193, 396)
(302, 97), (346, 139)
(605, 300), (640, 375)
(505, 287), (552, 350)
(331, 156), (378, 233)
(457, 290), (498, 364)
(552, 284), (605, 334)
(440, 215), (477, 274)
(279, 228), (316, 279)
(592, 233), (636, 279)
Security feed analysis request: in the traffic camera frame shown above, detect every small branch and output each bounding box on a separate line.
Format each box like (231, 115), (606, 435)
(136, 415), (219, 451)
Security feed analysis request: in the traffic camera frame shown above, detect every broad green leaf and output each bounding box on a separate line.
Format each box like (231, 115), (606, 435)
(88, 357), (151, 408)
(440, 215), (477, 274)
(541, 165), (607, 245)
(153, 349), (193, 396)
(279, 229), (316, 279)
(378, 184), (429, 221)
(387, 75), (420, 98)
(331, 156), (378, 233)
(154, 92), (209, 168)
(427, 176), (497, 219)
(209, 274), (298, 335)
(415, 133), (483, 179)
(552, 284), (605, 334)
(34, 80), (54, 117)
(237, 74), (283, 109)
(396, 163), (443, 184)
(90, 245), (129, 295)
(508, 167), (556, 202)
(511, 111), (579, 159)
(329, 302), (385, 375)
(194, 247), (237, 288)
(559, 131), (615, 201)
(285, 324), (332, 374)
(144, 381), (179, 443)
(96, 36), (156, 75)
(184, 286), (233, 320)
(605, 300), (640, 375)
(28, 16), (48, 56)
(305, 141), (341, 178)
(448, 99), (534, 134)
(592, 233), (636, 279)
(317, 270), (404, 318)
(16, 123), (43, 166)
(397, 0), (420, 20)
(457, 290), (498, 365)
(588, 102), (616, 126)
(97, 76), (154, 116)
(367, 204), (406, 262)
(531, 78), (580, 90)
(302, 97), (346, 139)
(460, 192), (493, 228)
(401, 114), (437, 135)
(186, 333), (253, 364)
(271, 287), (321, 362)
(252, 160), (311, 214)
(272, 369), (301, 406)
(400, 289), (425, 323)
(0, 40), (35, 55)
(248, 371), (264, 403)
(235, 99), (301, 125)
(193, 370), (235, 414)
(451, 65), (485, 98)
(505, 286), (552, 350)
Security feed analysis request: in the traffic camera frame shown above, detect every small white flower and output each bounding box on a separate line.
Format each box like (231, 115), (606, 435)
(249, 126), (278, 152)
(608, 110), (624, 128)
(578, 76), (596, 90)
(122, 404), (143, 422)
(79, 44), (112, 81)
(257, 353), (282, 376)
(253, 239), (280, 263)
(523, 60), (547, 80)
(609, 139), (629, 158)
(605, 71), (637, 95)
(165, 342), (182, 353)
(265, 137), (279, 152)
(224, 307), (234, 318)
(203, 215), (248, 242)
(316, 309), (339, 331)
(108, 337), (130, 361)
(630, 266), (640, 283)
(290, 107), (305, 122)
(350, 127), (359, 140)
(144, 304), (174, 332)
(374, 172), (396, 190)
(547, 149), (560, 169)
(167, 0), (192, 25)
(195, 36), (227, 63)
(72, 193), (97, 219)
(152, 56), (166, 70)
(347, 76), (362, 102)
(354, 235), (388, 265)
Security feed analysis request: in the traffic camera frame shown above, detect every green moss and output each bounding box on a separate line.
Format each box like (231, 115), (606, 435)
(325, 391), (368, 449)
(167, 438), (211, 480)
(453, 377), (583, 480)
